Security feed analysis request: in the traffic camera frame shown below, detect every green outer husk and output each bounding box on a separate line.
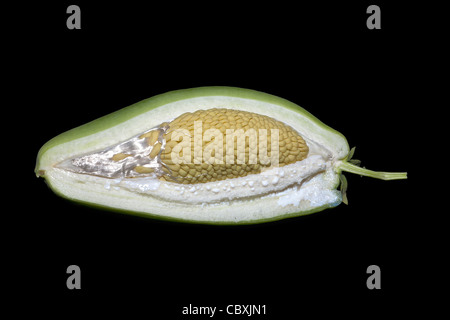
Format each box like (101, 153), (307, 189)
(36, 86), (350, 224)
(35, 86), (347, 176)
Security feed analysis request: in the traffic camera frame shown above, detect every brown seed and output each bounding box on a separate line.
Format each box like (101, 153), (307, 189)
(112, 153), (131, 161)
(157, 108), (308, 184)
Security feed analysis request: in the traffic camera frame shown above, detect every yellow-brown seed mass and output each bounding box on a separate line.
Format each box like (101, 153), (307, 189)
(137, 108), (309, 184)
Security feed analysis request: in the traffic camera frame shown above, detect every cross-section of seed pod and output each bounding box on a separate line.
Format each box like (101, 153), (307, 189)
(36, 87), (406, 224)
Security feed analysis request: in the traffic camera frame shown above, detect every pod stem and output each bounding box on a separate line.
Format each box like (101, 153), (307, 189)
(338, 161), (407, 180)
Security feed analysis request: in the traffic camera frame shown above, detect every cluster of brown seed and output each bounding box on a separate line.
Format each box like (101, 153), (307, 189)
(116, 108), (309, 184)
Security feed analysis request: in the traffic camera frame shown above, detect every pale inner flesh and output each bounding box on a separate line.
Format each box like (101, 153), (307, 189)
(56, 109), (337, 206)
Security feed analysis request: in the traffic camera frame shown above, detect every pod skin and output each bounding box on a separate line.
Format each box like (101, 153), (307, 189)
(35, 87), (407, 224)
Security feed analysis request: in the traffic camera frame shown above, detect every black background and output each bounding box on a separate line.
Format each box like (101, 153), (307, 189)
(10, 1), (436, 318)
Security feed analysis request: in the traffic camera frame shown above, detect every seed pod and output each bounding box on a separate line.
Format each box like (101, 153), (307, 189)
(35, 87), (407, 224)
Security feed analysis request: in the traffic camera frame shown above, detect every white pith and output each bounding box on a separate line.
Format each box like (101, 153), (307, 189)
(38, 96), (348, 223)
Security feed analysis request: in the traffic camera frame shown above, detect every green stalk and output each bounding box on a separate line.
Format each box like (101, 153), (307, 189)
(338, 161), (407, 180)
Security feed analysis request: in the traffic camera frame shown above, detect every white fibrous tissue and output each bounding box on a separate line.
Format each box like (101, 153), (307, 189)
(102, 155), (333, 206)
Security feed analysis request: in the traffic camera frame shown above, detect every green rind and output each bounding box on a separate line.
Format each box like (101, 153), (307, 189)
(35, 86), (348, 175)
(36, 86), (347, 224)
